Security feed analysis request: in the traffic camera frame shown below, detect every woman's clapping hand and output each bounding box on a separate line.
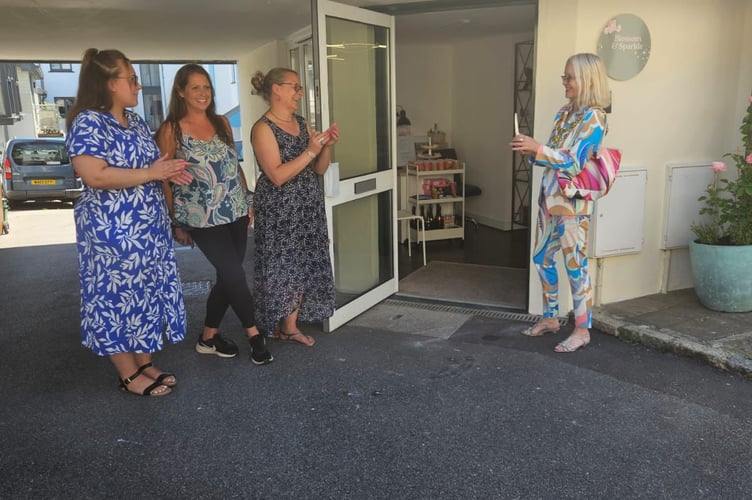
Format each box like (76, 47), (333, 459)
(151, 153), (193, 185)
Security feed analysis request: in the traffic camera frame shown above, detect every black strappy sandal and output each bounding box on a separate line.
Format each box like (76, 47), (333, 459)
(119, 370), (171, 397)
(136, 362), (176, 387)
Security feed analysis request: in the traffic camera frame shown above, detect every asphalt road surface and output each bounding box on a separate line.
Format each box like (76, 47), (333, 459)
(1, 203), (751, 499)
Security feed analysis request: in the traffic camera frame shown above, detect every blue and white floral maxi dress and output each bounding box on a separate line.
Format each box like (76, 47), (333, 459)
(65, 110), (186, 356)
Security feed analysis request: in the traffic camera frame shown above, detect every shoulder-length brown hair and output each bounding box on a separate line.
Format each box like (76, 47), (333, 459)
(65, 48), (129, 129)
(158, 64), (232, 148)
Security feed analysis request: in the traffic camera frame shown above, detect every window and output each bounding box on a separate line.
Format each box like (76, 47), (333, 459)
(139, 64), (160, 87)
(0, 63), (22, 124)
(139, 64), (163, 131)
(49, 63), (73, 72)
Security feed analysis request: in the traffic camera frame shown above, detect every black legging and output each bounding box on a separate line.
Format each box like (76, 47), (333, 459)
(189, 216), (255, 329)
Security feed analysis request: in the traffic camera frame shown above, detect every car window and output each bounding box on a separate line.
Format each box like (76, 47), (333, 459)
(11, 142), (69, 165)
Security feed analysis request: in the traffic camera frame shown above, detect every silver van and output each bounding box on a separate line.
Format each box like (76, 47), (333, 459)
(1, 138), (83, 207)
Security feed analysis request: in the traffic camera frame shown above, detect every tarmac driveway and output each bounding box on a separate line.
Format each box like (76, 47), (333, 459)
(1, 206), (751, 499)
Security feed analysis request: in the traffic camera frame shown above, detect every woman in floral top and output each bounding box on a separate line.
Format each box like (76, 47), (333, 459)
(510, 53), (611, 353)
(156, 64), (272, 365)
(65, 48), (192, 396)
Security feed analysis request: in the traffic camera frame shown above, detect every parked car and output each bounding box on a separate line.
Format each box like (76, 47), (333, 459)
(1, 138), (83, 207)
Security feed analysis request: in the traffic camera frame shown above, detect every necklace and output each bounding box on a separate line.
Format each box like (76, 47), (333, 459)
(269, 110), (294, 123)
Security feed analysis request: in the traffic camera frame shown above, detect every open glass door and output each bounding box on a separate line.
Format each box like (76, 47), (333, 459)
(312, 0), (397, 331)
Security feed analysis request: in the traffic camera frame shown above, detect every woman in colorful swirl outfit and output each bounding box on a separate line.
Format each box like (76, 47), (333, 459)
(65, 49), (192, 396)
(250, 68), (338, 346)
(156, 64), (273, 365)
(510, 53), (610, 353)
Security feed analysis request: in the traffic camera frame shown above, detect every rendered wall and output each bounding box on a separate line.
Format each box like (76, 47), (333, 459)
(530, 0), (752, 315)
(236, 40), (289, 189)
(396, 31), (534, 230)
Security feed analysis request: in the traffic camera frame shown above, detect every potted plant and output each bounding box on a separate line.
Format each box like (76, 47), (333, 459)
(689, 95), (752, 312)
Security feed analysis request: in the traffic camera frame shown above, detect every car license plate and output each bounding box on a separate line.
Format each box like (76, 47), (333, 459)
(31, 179), (56, 185)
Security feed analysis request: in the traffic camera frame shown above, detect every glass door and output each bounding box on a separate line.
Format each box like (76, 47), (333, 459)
(312, 0), (397, 331)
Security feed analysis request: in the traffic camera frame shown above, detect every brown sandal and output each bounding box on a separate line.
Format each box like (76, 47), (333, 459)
(274, 329), (315, 347)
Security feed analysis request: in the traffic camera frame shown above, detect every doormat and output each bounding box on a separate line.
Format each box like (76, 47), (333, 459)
(398, 261), (527, 309)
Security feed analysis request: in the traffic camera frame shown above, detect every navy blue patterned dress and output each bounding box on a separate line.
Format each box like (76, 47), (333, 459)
(65, 110), (186, 355)
(253, 115), (335, 335)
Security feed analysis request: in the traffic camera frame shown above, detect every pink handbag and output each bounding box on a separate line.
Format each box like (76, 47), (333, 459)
(556, 147), (622, 201)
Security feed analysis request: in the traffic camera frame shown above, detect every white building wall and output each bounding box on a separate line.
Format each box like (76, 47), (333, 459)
(236, 40), (289, 189)
(39, 63), (239, 130)
(395, 33), (536, 231)
(13, 68), (38, 139)
(451, 32), (534, 230)
(530, 0), (752, 315)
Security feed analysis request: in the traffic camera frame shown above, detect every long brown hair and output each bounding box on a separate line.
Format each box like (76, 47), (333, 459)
(158, 64), (232, 148)
(65, 48), (129, 129)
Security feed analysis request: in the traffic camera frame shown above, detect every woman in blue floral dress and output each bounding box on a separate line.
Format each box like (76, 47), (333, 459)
(156, 64), (273, 365)
(65, 49), (193, 396)
(250, 68), (339, 346)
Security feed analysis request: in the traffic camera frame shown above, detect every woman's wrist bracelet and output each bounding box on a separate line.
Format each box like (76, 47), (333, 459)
(305, 149), (316, 160)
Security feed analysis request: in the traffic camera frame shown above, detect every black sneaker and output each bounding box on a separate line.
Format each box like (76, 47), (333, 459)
(249, 334), (274, 365)
(195, 333), (238, 358)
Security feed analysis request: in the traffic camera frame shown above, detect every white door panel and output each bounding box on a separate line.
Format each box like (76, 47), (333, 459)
(312, 0), (397, 332)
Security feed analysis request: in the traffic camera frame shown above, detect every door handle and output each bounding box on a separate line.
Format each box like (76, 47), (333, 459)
(354, 178), (376, 195)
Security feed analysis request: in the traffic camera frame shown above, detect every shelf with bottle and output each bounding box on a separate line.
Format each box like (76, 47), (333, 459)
(408, 195), (463, 205)
(406, 155), (465, 242)
(407, 158), (461, 174)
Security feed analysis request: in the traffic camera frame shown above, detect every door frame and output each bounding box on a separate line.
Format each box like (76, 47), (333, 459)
(312, 0), (398, 331)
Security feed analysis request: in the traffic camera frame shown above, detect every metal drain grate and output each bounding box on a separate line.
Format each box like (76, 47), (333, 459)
(182, 280), (212, 296)
(384, 297), (568, 325)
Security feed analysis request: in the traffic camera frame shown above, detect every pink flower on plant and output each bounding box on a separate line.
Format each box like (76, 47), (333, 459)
(748, 95), (752, 104)
(746, 153), (752, 164)
(711, 161), (727, 173)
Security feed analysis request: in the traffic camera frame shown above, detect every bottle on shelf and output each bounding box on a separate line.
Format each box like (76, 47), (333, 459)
(426, 205), (434, 230)
(436, 204), (444, 229)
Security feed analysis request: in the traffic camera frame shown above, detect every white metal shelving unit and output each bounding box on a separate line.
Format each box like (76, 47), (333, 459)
(406, 160), (465, 242)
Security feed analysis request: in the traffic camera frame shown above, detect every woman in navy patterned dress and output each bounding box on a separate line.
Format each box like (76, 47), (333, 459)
(156, 64), (273, 365)
(65, 49), (192, 396)
(250, 68), (339, 346)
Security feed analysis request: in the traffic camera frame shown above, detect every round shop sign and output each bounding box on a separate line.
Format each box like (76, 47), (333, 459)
(597, 14), (651, 81)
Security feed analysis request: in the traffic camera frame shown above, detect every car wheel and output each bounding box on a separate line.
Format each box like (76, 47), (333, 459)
(8, 200), (23, 210)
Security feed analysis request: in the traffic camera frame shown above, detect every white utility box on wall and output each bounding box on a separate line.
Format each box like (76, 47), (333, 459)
(661, 163), (715, 249)
(590, 168), (648, 258)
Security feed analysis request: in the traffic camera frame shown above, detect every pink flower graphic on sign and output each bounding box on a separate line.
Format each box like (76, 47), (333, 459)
(603, 19), (622, 35)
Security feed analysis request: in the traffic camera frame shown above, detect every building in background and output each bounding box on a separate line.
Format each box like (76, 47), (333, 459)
(1, 62), (240, 153)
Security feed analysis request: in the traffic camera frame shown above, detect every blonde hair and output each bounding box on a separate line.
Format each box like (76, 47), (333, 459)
(567, 53), (611, 109)
(251, 67), (297, 103)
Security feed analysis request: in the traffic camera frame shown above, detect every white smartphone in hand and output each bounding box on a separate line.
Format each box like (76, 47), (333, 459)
(514, 113), (520, 136)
